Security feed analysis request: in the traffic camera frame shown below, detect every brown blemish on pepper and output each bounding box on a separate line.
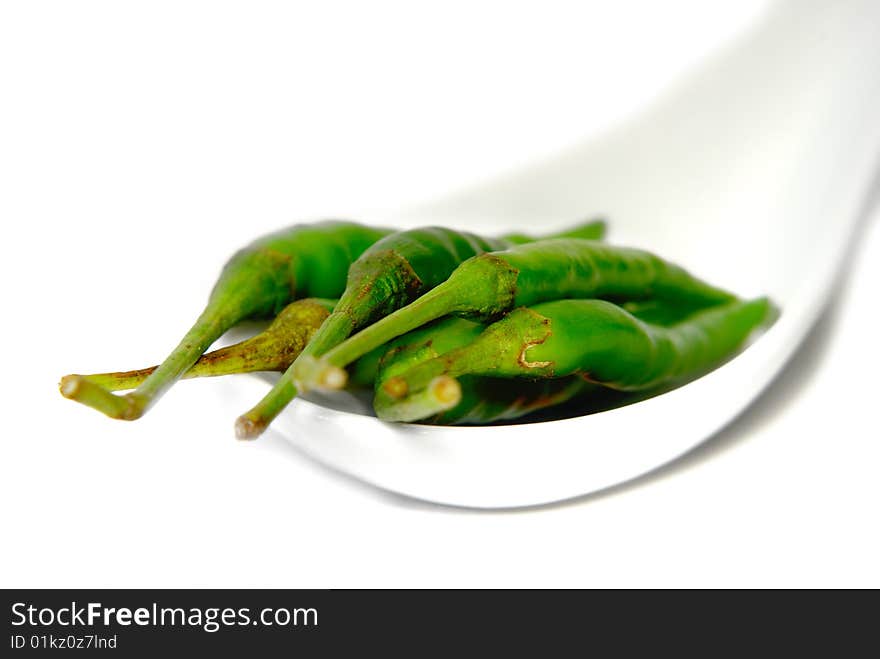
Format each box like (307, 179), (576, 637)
(516, 315), (554, 371)
(518, 343), (553, 369)
(354, 280), (374, 302)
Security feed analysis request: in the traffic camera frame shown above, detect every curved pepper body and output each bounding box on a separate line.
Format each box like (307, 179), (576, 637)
(214, 221), (392, 317)
(381, 297), (774, 403)
(510, 297), (774, 389)
(370, 297), (691, 424)
(296, 221), (605, 360)
(459, 239), (736, 317)
(319, 238), (737, 377)
(239, 220), (606, 437)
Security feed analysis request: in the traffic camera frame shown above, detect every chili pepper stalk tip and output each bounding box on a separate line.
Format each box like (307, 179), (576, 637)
(235, 376), (299, 439)
(320, 365), (348, 390)
(234, 415), (266, 441)
(59, 374), (82, 399)
(431, 376), (461, 406)
(293, 355), (347, 392)
(59, 375), (143, 420)
(305, 360), (349, 391)
(374, 376), (462, 422)
(381, 376), (408, 400)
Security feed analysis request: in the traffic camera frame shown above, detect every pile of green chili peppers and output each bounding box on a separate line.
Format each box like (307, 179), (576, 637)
(59, 219), (777, 437)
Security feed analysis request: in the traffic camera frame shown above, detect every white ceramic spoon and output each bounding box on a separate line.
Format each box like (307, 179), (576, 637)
(272, 0), (880, 507)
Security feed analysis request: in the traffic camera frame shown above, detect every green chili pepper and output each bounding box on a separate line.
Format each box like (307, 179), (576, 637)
(311, 238), (738, 390)
(375, 297), (776, 421)
(368, 316), (594, 424)
(235, 220), (607, 438)
(61, 298), (336, 393)
(59, 221), (392, 420)
(371, 298), (693, 425)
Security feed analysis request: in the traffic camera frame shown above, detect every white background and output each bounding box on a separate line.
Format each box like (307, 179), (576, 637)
(2, 1), (878, 587)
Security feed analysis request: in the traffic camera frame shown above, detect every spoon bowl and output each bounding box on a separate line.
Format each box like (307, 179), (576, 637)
(274, 0), (880, 507)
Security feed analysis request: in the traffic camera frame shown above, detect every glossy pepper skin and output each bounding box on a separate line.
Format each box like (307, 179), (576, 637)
(235, 220), (607, 438)
(313, 238), (737, 387)
(369, 315), (594, 425)
(375, 297), (775, 421)
(297, 221), (607, 373)
(369, 298), (693, 425)
(59, 221), (391, 420)
(67, 299), (336, 392)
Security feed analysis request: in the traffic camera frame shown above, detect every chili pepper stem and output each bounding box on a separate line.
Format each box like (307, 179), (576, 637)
(289, 312), (354, 390)
(298, 312), (355, 362)
(234, 351), (344, 438)
(375, 376), (462, 423)
(75, 342), (256, 392)
(59, 375), (139, 419)
(374, 354), (459, 411)
(234, 415), (265, 441)
(76, 341), (264, 392)
(232, 311), (355, 438)
(293, 355), (348, 390)
(82, 367), (158, 392)
(235, 376), (299, 440)
(132, 306), (235, 402)
(69, 297), (334, 393)
(61, 303), (238, 419)
(309, 286), (463, 390)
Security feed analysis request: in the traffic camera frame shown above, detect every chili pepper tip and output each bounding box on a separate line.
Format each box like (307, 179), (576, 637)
(318, 364), (348, 391)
